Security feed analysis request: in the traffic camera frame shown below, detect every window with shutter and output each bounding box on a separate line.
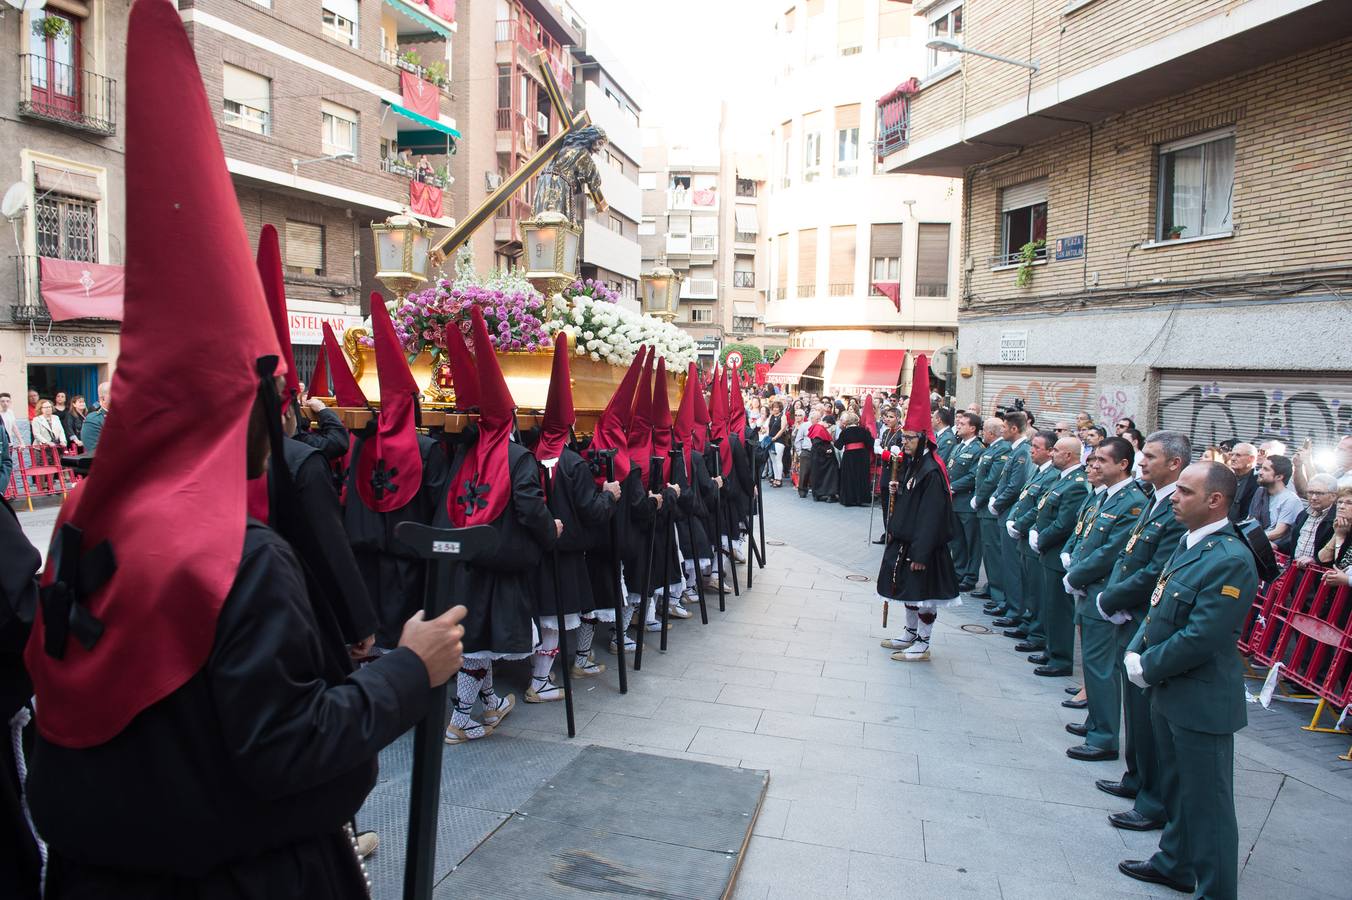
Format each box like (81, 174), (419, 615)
(828, 225), (855, 296)
(223, 64), (271, 135)
(797, 228), (817, 298)
(285, 220), (325, 276)
(734, 255), (755, 289)
(835, 104), (860, 177)
(775, 233), (789, 299)
(321, 100), (359, 158)
(837, 0), (864, 54)
(915, 223), (951, 297)
(869, 223), (902, 290)
(802, 111), (823, 182)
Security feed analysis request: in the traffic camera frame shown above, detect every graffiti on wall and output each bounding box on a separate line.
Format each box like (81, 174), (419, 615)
(1097, 389), (1129, 425)
(991, 379), (1096, 421)
(1157, 382), (1352, 452)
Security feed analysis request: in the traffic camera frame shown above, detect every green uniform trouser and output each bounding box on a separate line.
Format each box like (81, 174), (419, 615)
(1150, 704), (1238, 900)
(978, 513), (1006, 607)
(951, 495), (981, 585)
(1120, 653), (1166, 821)
(998, 510), (1024, 620)
(1040, 561), (1074, 670)
(1076, 593), (1119, 750)
(1020, 550), (1044, 646)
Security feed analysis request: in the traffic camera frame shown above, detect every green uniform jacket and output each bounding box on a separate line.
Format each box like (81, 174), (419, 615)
(1063, 489), (1104, 561)
(1033, 466), (1090, 572)
(1098, 492), (1189, 617)
(991, 439), (1033, 515)
(1011, 464), (1058, 557)
(935, 427), (957, 462)
(1067, 481), (1150, 595)
(1127, 523), (1259, 734)
(946, 438), (983, 497)
(973, 438), (1011, 514)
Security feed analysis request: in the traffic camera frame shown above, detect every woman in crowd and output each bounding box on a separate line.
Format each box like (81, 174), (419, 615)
(834, 411), (873, 507)
(62, 395), (87, 453)
(30, 399), (67, 448)
(1317, 486), (1352, 586)
(763, 400), (789, 487)
(809, 414), (840, 503)
(746, 395), (763, 432)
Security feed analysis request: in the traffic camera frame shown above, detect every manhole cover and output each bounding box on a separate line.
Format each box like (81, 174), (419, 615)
(767, 540), (785, 547)
(845, 575), (870, 582)
(960, 623), (993, 635)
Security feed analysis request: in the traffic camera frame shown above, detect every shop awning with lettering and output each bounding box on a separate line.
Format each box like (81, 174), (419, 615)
(765, 348), (822, 383)
(38, 257), (124, 321)
(830, 348), (908, 393)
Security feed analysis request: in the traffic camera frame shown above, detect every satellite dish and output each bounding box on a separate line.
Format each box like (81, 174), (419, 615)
(2, 182), (32, 219)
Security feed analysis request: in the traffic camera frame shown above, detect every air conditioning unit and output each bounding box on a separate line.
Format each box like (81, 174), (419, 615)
(485, 171), (503, 191)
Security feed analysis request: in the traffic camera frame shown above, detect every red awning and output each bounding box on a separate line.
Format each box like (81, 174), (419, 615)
(38, 257), (124, 321)
(830, 349), (908, 393)
(765, 348), (823, 383)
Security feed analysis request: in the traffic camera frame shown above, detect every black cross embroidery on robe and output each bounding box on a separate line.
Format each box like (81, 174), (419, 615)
(370, 458), (399, 500)
(458, 472), (491, 518)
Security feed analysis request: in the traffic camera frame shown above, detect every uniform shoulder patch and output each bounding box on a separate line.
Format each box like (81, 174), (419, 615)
(1129, 507), (1142, 516)
(1220, 585), (1241, 599)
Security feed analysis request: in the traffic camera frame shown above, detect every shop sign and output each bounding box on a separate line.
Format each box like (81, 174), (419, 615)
(288, 312), (365, 345)
(998, 329), (1028, 364)
(25, 332), (109, 359)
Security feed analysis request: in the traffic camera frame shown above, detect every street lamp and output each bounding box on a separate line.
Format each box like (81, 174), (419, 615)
(371, 211), (434, 302)
(925, 38), (1039, 72)
(521, 209), (582, 297)
(641, 263), (681, 322)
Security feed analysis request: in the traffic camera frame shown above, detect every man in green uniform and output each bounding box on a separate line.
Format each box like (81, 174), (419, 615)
(1119, 461), (1257, 900)
(1006, 431), (1058, 650)
(1028, 437), (1089, 676)
(933, 407), (957, 461)
(990, 411), (1032, 629)
(1064, 437), (1149, 761)
(946, 412), (984, 592)
(1095, 431), (1190, 832)
(973, 415), (1010, 609)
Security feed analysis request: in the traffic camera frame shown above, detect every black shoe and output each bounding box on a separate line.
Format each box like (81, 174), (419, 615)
(1118, 860), (1194, 893)
(1003, 627), (1030, 639)
(1034, 665), (1073, 677)
(1014, 641), (1045, 653)
(970, 589), (991, 600)
(1109, 810), (1164, 832)
(1027, 652), (1050, 664)
(1065, 722), (1088, 738)
(1061, 698), (1088, 710)
(1064, 686), (1082, 696)
(1095, 779), (1137, 800)
(872, 536), (887, 544)
(991, 616), (1019, 627)
(1066, 743), (1118, 762)
(958, 582), (977, 593)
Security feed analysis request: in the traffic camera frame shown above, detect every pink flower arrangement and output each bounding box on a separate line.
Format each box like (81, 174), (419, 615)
(361, 280), (551, 357)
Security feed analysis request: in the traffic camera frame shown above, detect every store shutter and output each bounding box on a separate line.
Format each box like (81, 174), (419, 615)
(979, 366), (1097, 420)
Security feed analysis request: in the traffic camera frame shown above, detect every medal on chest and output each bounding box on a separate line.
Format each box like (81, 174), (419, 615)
(1150, 577), (1167, 607)
(1125, 534), (1138, 554)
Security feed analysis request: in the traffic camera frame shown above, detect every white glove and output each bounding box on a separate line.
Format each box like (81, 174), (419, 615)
(1124, 651), (1147, 689)
(1061, 573), (1084, 597)
(987, 498), (998, 515)
(1059, 551), (1072, 569)
(1028, 529), (1039, 552)
(1005, 521), (1020, 540)
(1096, 592), (1131, 625)
(970, 497), (978, 510)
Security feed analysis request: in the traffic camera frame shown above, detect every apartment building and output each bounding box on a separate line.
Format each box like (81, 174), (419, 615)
(0, 0), (129, 407)
(883, 0), (1352, 450)
(180, 0), (460, 379)
(762, 0), (961, 398)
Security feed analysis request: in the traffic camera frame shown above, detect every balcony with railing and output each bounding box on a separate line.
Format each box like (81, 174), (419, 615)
(494, 17), (573, 92)
(10, 255), (120, 325)
(18, 53), (117, 136)
(733, 271), (755, 289)
(379, 156), (449, 189)
(875, 80), (916, 160)
(690, 235), (717, 256)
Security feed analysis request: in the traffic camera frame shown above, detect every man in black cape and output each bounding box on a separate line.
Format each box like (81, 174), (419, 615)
(1, 492), (40, 900)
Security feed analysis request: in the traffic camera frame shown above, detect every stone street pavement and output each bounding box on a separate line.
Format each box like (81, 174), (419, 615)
(14, 488), (1352, 898)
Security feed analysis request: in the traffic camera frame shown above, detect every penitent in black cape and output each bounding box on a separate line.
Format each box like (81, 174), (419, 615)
(1, 496), (40, 900)
(538, 444), (616, 617)
(835, 424), (874, 508)
(877, 449), (960, 602)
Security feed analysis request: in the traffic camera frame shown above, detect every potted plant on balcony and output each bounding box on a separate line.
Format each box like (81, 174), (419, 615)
(34, 15), (72, 40)
(424, 61), (450, 90)
(1015, 238), (1045, 288)
(1164, 225), (1186, 241)
(397, 49), (423, 74)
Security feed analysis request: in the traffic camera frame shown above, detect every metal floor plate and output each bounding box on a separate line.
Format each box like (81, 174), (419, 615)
(436, 746), (768, 899)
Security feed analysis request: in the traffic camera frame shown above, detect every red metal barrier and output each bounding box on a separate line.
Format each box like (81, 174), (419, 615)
(7, 444), (77, 510)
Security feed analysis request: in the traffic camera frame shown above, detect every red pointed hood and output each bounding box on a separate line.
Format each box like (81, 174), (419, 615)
(675, 362), (699, 466)
(903, 353), (951, 491)
(590, 345), (646, 483)
(690, 362), (711, 454)
(27, 0), (280, 749)
(708, 365), (732, 476)
(448, 308), (514, 526)
(256, 224), (298, 404)
(862, 392), (878, 439)
(324, 322), (367, 407)
(651, 357), (672, 482)
(309, 330), (330, 397)
(445, 318), (479, 410)
(355, 293), (423, 512)
(537, 331), (573, 464)
(626, 353), (656, 482)
(729, 368), (747, 436)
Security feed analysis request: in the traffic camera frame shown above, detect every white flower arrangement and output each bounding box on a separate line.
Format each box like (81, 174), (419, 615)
(545, 293), (698, 370)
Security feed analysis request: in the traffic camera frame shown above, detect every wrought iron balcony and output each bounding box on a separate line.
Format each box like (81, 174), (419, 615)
(875, 92), (910, 159)
(18, 53), (117, 136)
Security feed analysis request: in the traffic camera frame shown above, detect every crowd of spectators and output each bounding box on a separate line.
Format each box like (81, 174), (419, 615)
(1, 382), (110, 493)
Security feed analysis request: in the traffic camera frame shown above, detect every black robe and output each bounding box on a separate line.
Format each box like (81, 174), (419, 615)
(674, 449), (714, 564)
(877, 449), (960, 602)
(1, 497), (40, 900)
(621, 467), (673, 598)
(440, 441), (556, 655)
(584, 464), (645, 615)
(294, 407), (351, 462)
(835, 425), (874, 508)
(810, 436), (841, 501)
(539, 447), (615, 618)
(27, 522), (431, 899)
(344, 434), (449, 647)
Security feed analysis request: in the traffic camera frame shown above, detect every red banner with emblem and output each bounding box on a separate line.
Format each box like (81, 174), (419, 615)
(38, 257), (124, 321)
(754, 362), (770, 386)
(399, 70), (439, 120)
(409, 180), (443, 219)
